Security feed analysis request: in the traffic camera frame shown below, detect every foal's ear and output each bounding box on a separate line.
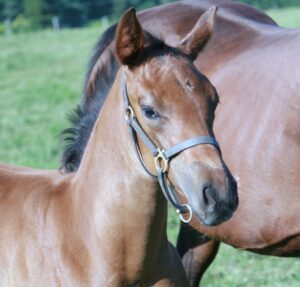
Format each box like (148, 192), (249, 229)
(178, 6), (217, 60)
(115, 8), (144, 67)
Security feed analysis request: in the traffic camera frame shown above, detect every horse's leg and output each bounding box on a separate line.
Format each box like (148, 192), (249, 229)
(182, 239), (220, 286)
(149, 242), (189, 287)
(177, 223), (220, 287)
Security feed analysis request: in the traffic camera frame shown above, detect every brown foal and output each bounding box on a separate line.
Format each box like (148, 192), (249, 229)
(0, 8), (237, 286)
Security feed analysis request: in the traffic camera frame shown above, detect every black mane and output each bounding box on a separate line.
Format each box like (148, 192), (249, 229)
(61, 24), (119, 172)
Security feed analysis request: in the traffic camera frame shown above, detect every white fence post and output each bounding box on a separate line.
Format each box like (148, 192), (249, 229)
(52, 16), (60, 31)
(101, 16), (109, 29)
(4, 18), (12, 36)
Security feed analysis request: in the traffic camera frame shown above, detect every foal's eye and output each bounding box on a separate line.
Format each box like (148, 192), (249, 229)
(141, 106), (160, 120)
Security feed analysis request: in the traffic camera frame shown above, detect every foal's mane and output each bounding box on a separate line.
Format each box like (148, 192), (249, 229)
(61, 24), (118, 172)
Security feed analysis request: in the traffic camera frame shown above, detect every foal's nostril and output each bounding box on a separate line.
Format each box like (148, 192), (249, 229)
(202, 184), (216, 211)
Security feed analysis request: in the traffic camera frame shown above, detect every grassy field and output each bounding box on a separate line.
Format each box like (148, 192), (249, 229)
(0, 28), (100, 168)
(0, 7), (300, 287)
(266, 7), (300, 28)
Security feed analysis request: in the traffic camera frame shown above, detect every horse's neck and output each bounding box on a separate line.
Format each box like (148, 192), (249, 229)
(197, 12), (278, 75)
(73, 72), (168, 281)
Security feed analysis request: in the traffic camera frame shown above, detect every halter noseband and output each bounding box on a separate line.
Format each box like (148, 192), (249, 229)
(122, 71), (220, 223)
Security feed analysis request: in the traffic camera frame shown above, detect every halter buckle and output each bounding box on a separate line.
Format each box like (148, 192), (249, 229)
(154, 149), (169, 173)
(125, 106), (135, 122)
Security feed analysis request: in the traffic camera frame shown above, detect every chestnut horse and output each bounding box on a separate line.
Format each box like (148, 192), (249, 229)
(0, 8), (237, 286)
(60, 0), (300, 286)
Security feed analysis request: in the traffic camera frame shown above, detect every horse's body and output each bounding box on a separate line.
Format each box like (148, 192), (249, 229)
(0, 133), (182, 286)
(179, 17), (300, 285)
(197, 27), (300, 252)
(60, 0), (300, 285)
(0, 8), (238, 286)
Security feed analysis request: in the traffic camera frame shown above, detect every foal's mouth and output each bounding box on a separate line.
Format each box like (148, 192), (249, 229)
(196, 191), (238, 226)
(176, 190), (237, 227)
(198, 206), (236, 226)
(172, 185), (237, 226)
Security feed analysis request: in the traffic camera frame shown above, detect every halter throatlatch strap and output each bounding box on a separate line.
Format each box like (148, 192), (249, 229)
(121, 71), (220, 223)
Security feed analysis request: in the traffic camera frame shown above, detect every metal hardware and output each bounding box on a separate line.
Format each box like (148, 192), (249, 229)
(125, 106), (135, 122)
(178, 204), (193, 223)
(154, 149), (169, 173)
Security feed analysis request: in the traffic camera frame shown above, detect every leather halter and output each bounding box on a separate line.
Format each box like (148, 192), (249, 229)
(121, 71), (220, 223)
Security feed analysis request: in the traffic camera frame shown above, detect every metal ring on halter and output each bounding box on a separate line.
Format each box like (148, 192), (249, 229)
(154, 149), (169, 173)
(177, 204), (193, 223)
(125, 106), (135, 122)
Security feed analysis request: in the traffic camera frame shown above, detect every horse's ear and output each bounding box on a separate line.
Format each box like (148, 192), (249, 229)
(115, 8), (144, 67)
(178, 6), (217, 60)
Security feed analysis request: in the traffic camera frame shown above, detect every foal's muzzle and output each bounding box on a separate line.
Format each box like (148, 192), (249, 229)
(175, 159), (238, 226)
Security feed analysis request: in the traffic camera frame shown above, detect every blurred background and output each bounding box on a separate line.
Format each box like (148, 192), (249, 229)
(0, 1), (300, 286)
(0, 0), (299, 33)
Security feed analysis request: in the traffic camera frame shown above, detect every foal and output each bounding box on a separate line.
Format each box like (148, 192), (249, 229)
(0, 8), (237, 286)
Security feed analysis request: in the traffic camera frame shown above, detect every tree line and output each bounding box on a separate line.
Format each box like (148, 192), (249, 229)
(0, 0), (299, 30)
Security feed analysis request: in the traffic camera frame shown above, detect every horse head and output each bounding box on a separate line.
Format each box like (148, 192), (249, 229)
(109, 7), (238, 226)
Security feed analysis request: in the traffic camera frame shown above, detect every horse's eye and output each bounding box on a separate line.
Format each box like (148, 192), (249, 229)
(141, 106), (160, 120)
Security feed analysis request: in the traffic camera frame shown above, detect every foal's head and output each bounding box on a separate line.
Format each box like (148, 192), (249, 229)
(115, 8), (238, 226)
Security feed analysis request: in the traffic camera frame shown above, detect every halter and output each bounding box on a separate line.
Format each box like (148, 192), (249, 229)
(122, 71), (220, 223)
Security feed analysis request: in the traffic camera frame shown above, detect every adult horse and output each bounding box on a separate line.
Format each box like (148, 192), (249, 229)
(60, 0), (300, 286)
(0, 8), (237, 286)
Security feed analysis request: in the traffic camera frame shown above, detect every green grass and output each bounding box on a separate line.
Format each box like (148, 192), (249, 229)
(201, 245), (300, 287)
(1, 7), (300, 287)
(0, 28), (100, 168)
(266, 7), (300, 28)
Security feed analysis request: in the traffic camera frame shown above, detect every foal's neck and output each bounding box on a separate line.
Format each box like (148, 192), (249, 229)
(73, 72), (168, 282)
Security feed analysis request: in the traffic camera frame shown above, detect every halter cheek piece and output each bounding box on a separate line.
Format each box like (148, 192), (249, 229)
(122, 71), (220, 223)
